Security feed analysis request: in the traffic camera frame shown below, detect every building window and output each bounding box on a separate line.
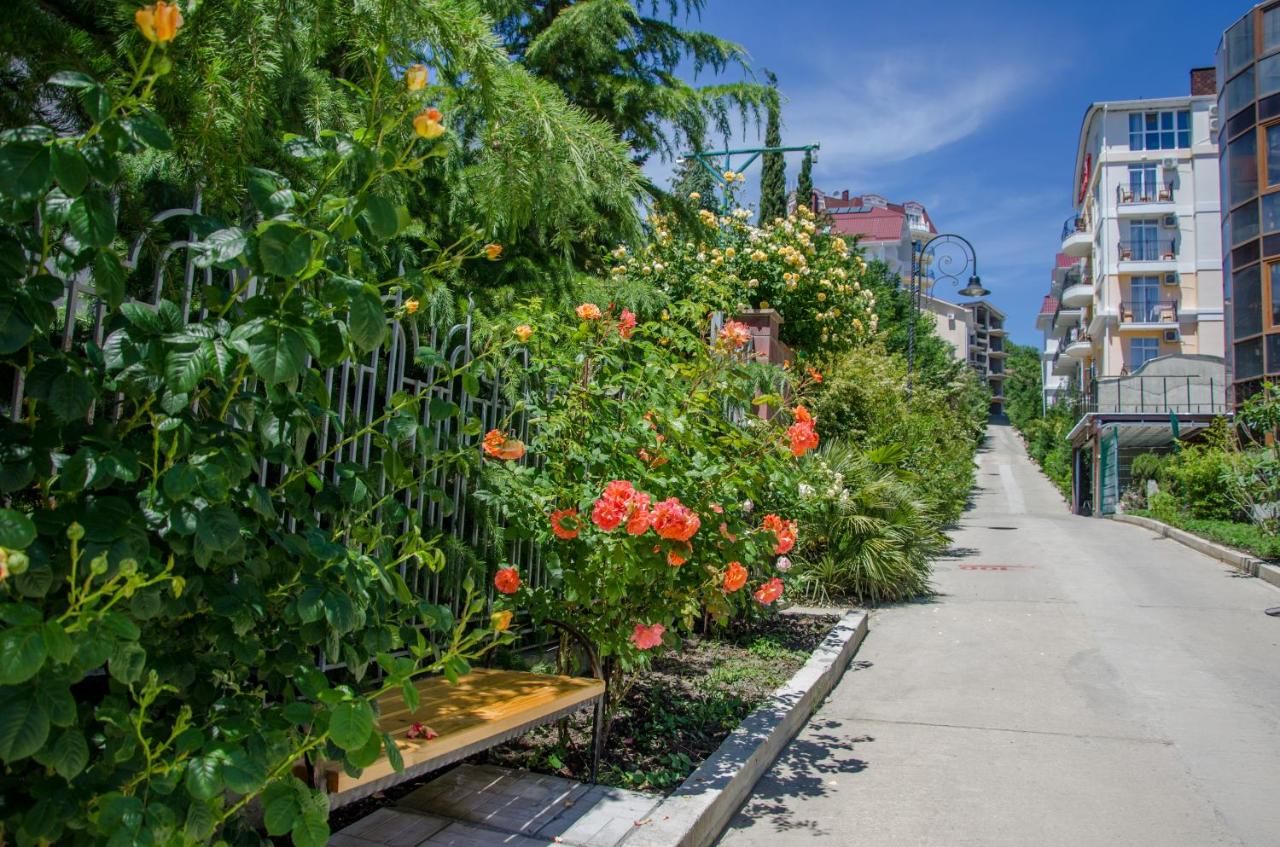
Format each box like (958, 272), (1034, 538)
(1226, 67), (1256, 116)
(1130, 337), (1160, 369)
(1128, 111), (1191, 150)
(1238, 200), (1263, 242)
(1235, 263), (1264, 337)
(1266, 123), (1280, 188)
(1126, 164), (1163, 201)
(1265, 6), (1280, 53)
(1236, 337), (1265, 379)
(1129, 275), (1162, 322)
(1269, 261), (1280, 329)
(1126, 220), (1161, 261)
(1227, 15), (1255, 77)
(1228, 129), (1259, 208)
(1261, 53), (1280, 99)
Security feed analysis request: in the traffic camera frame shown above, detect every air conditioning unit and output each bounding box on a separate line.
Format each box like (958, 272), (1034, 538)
(1163, 328), (1180, 343)
(1209, 104), (1219, 133)
(1161, 213), (1178, 228)
(1162, 271), (1180, 286)
(1161, 156), (1178, 170)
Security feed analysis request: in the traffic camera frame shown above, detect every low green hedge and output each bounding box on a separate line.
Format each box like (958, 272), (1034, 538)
(1129, 510), (1280, 561)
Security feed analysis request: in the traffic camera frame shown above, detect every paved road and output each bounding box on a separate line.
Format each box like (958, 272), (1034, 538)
(719, 422), (1280, 847)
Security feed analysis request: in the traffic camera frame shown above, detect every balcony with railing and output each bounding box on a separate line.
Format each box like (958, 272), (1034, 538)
(1062, 325), (1092, 359)
(1118, 299), (1178, 328)
(1116, 182), (1174, 212)
(1061, 264), (1094, 308)
(1061, 213), (1091, 257)
(1117, 239), (1177, 264)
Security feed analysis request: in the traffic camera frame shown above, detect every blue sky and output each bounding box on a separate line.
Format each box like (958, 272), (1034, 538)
(654, 0), (1250, 346)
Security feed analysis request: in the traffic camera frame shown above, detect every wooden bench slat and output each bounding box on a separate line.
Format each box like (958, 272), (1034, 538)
(321, 669), (604, 809)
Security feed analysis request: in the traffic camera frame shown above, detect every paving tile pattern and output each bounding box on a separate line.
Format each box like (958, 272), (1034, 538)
(328, 765), (660, 847)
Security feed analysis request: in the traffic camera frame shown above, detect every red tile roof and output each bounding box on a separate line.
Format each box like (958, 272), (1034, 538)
(1039, 295), (1059, 315)
(815, 191), (936, 243)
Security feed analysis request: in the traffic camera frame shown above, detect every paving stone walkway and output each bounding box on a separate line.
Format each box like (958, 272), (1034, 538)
(328, 764), (660, 847)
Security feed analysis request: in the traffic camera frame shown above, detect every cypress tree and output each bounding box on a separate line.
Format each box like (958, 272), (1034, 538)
(758, 72), (786, 223)
(674, 154), (719, 211)
(797, 149), (815, 213)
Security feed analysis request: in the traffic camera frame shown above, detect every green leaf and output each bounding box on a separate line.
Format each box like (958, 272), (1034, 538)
(0, 141), (51, 200)
(108, 642), (146, 685)
(262, 781), (301, 836)
(50, 145), (89, 197)
(383, 732), (405, 772)
(68, 191), (115, 248)
(0, 627), (46, 684)
(121, 109), (173, 151)
(161, 464), (199, 501)
(184, 800), (217, 842)
(92, 251), (126, 309)
(257, 222), (313, 277)
(221, 749), (266, 794)
(0, 300), (35, 354)
(0, 687), (49, 762)
(462, 371), (481, 397)
(48, 71), (97, 89)
(165, 345), (207, 393)
(0, 507), (36, 548)
(347, 288), (386, 352)
(195, 504), (240, 551)
(184, 755), (224, 801)
(327, 700), (375, 752)
(50, 729), (88, 780)
(292, 792), (331, 847)
(41, 620), (74, 663)
(193, 227), (247, 268)
(359, 196), (399, 240)
(46, 368), (93, 422)
(246, 321), (308, 385)
(428, 398), (459, 420)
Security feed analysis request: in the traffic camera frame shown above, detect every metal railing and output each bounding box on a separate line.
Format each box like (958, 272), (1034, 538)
(1119, 300), (1178, 324)
(1061, 213), (1089, 241)
(1117, 239), (1177, 261)
(1117, 183), (1174, 204)
(1085, 375), (1228, 415)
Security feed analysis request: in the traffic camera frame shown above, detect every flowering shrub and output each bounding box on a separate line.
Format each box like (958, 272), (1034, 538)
(608, 203), (879, 354)
(475, 299), (813, 729)
(0, 31), (510, 847)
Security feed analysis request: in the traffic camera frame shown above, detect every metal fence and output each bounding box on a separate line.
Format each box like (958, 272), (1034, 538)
(4, 199), (550, 630)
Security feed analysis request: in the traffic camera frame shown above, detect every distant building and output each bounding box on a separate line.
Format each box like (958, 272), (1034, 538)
(969, 301), (1007, 416)
(814, 191), (937, 278)
(1035, 294), (1070, 411)
(920, 292), (974, 366)
(1038, 68), (1226, 516)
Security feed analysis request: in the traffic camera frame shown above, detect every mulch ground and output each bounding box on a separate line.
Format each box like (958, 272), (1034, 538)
(327, 611), (839, 832)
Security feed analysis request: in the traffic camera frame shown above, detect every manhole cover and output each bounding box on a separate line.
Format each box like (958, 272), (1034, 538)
(959, 564), (1033, 571)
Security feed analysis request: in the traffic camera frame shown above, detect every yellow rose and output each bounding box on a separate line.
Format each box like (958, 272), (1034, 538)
(405, 64), (430, 91)
(514, 324), (534, 343)
(413, 109), (446, 140)
(135, 1), (183, 43)
(491, 610), (514, 632)
(404, 297), (420, 315)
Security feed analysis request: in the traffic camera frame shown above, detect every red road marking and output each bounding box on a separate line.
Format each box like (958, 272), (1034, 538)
(958, 564), (1033, 571)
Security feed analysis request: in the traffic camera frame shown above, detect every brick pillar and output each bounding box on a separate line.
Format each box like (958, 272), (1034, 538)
(734, 309), (794, 419)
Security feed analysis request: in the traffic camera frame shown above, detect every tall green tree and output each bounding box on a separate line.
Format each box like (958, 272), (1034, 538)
(673, 151), (719, 211)
(796, 149), (814, 212)
(758, 71), (786, 223)
(480, 0), (773, 165)
(1003, 342), (1045, 429)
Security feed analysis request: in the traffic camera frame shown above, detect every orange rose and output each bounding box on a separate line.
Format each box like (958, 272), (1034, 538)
(576, 303), (603, 321)
(491, 610), (514, 632)
(484, 243), (503, 261)
(514, 324), (534, 343)
(482, 429), (525, 461)
(753, 577), (784, 605)
(135, 1), (183, 43)
(651, 498), (700, 542)
(618, 309), (637, 339)
(404, 297), (420, 315)
(550, 508), (581, 540)
(723, 561), (748, 593)
(494, 567), (521, 595)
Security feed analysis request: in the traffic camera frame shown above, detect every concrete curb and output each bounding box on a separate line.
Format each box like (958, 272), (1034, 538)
(1111, 514), (1278, 585)
(620, 609), (869, 847)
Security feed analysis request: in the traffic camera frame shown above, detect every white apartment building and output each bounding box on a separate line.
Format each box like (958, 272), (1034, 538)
(1057, 89), (1224, 383)
(1035, 294), (1070, 411)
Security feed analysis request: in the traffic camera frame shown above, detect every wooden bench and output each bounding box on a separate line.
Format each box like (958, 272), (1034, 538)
(316, 669), (605, 810)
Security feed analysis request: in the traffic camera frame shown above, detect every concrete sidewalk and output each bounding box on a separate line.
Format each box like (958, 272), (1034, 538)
(718, 422), (1280, 846)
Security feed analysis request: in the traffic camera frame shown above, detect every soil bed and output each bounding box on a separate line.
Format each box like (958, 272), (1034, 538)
(327, 611), (837, 832)
(486, 612), (837, 792)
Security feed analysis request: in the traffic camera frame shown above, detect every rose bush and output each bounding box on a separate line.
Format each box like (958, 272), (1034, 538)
(475, 298), (816, 732)
(606, 201), (878, 354)
(0, 24), (511, 847)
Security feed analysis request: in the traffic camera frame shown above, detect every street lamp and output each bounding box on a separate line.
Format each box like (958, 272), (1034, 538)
(908, 233), (988, 399)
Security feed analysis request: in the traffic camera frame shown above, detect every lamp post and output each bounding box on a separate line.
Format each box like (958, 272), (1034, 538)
(907, 233), (989, 399)
(679, 143), (820, 211)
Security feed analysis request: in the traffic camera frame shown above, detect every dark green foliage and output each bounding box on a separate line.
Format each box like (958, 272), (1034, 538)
(1002, 341), (1043, 429)
(796, 149), (814, 212)
(757, 72), (785, 224)
(1129, 452), (1165, 484)
(861, 259), (957, 383)
(481, 0), (773, 164)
